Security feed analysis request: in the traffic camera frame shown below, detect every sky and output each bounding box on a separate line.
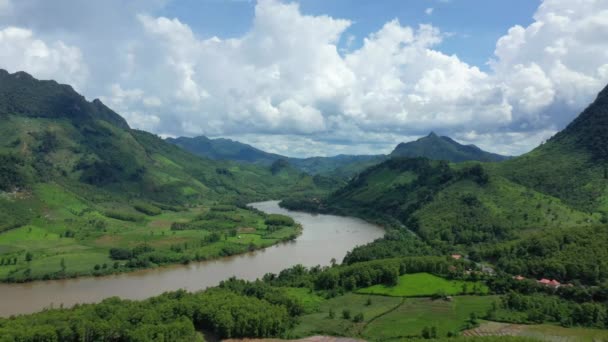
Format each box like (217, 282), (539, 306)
(1, 0), (607, 157)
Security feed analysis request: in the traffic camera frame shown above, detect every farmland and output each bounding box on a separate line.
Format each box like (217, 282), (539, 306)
(0, 184), (300, 282)
(357, 273), (489, 297)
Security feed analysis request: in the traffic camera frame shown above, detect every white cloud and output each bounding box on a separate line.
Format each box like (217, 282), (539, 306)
(425, 8), (434, 15)
(0, 26), (87, 89)
(0, 0), (607, 157)
(490, 0), (608, 128)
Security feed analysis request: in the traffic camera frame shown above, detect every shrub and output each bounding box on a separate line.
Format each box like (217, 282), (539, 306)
(265, 214), (295, 227)
(342, 309), (351, 320)
(133, 202), (161, 216)
(353, 313), (364, 323)
(109, 248), (132, 260)
(104, 210), (145, 222)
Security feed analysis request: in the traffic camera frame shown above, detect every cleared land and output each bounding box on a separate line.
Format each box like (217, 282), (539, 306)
(292, 291), (499, 340)
(463, 321), (608, 342)
(362, 296), (497, 340)
(357, 272), (489, 297)
(291, 293), (403, 338)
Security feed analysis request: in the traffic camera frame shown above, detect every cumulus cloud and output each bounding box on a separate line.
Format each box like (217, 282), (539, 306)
(490, 0), (608, 129)
(0, 0), (607, 157)
(425, 8), (434, 15)
(0, 26), (87, 88)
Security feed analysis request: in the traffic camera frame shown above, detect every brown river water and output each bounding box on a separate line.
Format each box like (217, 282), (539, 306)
(0, 201), (384, 317)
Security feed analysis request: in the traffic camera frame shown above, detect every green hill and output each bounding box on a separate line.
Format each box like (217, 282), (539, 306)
(0, 70), (331, 281)
(496, 83), (608, 211)
(167, 131), (506, 180)
(167, 134), (385, 178)
(166, 135), (284, 165)
(390, 132), (509, 162)
(283, 84), (608, 283)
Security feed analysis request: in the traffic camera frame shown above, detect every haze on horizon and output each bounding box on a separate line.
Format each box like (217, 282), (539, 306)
(0, 0), (607, 157)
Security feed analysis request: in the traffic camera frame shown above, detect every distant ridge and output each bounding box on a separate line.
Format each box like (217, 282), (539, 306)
(166, 135), (384, 177)
(390, 132), (509, 162)
(166, 135), (283, 164)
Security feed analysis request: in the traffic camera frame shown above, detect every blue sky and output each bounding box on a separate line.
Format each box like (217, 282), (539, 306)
(160, 0), (541, 69)
(1, 0), (607, 157)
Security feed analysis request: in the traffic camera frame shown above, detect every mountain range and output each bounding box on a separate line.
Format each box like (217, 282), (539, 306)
(167, 130), (509, 179)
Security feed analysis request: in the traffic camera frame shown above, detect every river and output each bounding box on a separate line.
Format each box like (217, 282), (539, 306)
(0, 201), (384, 317)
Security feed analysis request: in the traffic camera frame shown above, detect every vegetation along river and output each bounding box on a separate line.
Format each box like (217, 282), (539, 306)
(0, 201), (384, 317)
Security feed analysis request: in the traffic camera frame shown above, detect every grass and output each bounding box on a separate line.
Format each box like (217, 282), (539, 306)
(362, 296), (498, 340)
(0, 183), (301, 282)
(465, 320), (608, 342)
(282, 287), (327, 313)
(291, 292), (499, 340)
(291, 293), (403, 338)
(357, 273), (489, 297)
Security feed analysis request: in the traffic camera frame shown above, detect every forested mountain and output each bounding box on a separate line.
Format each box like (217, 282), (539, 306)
(166, 135), (284, 165)
(390, 132), (508, 162)
(283, 83), (608, 285)
(0, 69), (331, 238)
(167, 134), (385, 178)
(168, 131), (506, 179)
(497, 83), (608, 211)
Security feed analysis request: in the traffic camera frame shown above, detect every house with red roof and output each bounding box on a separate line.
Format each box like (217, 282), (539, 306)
(451, 254), (462, 260)
(513, 275), (525, 281)
(537, 278), (561, 288)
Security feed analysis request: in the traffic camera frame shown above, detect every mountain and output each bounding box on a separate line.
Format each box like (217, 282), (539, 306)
(0, 70), (331, 233)
(283, 83), (608, 279)
(167, 135), (385, 178)
(497, 83), (608, 211)
(166, 136), (283, 165)
(0, 69), (129, 129)
(390, 132), (508, 162)
(167, 132), (506, 179)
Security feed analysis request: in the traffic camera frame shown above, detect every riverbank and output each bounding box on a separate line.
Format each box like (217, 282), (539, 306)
(0, 203), (300, 283)
(0, 201), (384, 316)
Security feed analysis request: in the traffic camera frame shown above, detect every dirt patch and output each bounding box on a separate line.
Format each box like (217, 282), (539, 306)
(237, 227), (257, 233)
(463, 322), (579, 342)
(147, 237), (190, 247)
(148, 220), (173, 228)
(94, 235), (122, 247)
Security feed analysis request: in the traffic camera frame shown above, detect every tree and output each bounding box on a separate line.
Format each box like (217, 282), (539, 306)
(342, 309), (351, 320)
(60, 258), (66, 272)
(366, 297), (373, 306)
(353, 313), (364, 323)
(25, 252), (33, 262)
(328, 308), (335, 319)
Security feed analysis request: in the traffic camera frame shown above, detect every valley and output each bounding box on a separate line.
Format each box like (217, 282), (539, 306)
(1, 73), (608, 341)
(0, 201), (384, 316)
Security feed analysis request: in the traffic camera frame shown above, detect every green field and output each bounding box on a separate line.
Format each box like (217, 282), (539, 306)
(363, 296), (497, 340)
(292, 291), (498, 340)
(281, 287), (327, 314)
(464, 321), (608, 341)
(291, 293), (404, 338)
(357, 273), (489, 297)
(0, 185), (301, 282)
